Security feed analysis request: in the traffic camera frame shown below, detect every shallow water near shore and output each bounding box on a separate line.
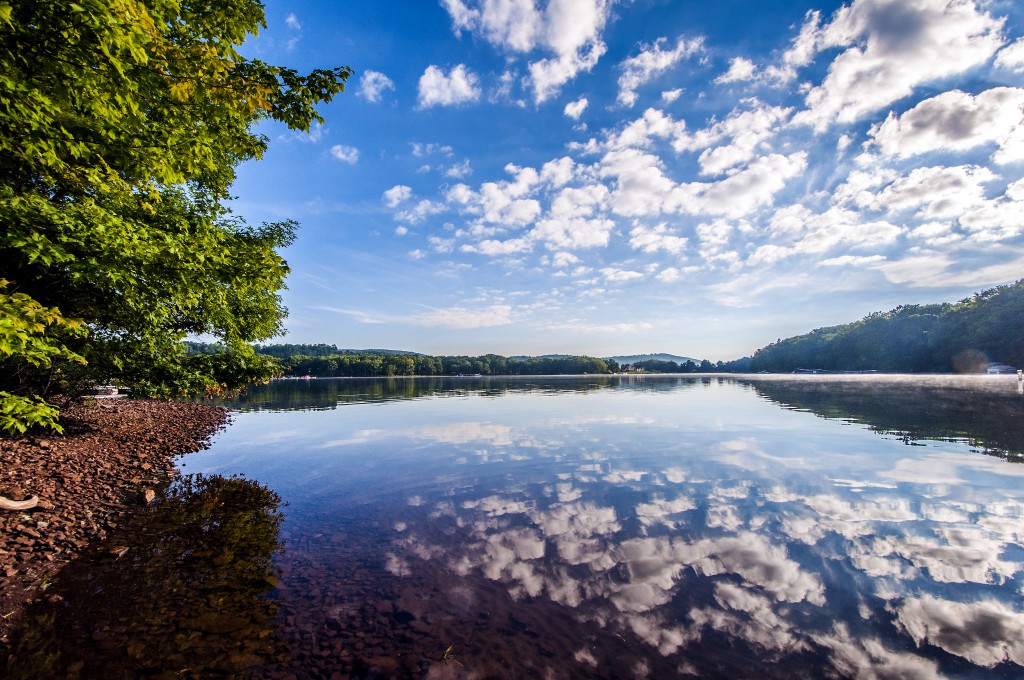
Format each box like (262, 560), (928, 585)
(16, 374), (1024, 678)
(175, 374), (1024, 679)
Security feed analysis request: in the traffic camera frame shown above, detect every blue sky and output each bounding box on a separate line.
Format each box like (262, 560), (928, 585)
(231, 0), (1024, 360)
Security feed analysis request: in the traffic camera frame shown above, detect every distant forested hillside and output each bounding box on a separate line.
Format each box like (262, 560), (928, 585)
(610, 353), (697, 365)
(183, 343), (424, 359)
(749, 280), (1024, 373)
(251, 344), (422, 358)
(624, 358), (741, 373)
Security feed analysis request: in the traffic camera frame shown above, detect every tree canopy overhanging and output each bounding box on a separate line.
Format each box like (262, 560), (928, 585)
(0, 0), (351, 432)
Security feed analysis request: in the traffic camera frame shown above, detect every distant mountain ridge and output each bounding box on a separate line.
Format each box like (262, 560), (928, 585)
(609, 353), (696, 365)
(249, 344), (424, 358)
(343, 348), (425, 356)
(246, 346), (699, 365)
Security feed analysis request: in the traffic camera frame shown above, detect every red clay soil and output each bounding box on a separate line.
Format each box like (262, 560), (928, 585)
(0, 399), (228, 644)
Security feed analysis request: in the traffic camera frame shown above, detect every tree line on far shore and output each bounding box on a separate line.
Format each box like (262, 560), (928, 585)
(185, 343), (753, 377)
(186, 345), (621, 376)
(279, 353), (616, 377)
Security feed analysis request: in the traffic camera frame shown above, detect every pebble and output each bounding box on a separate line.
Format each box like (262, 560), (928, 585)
(0, 399), (229, 641)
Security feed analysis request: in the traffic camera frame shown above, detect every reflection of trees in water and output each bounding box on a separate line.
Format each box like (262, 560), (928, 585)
(747, 378), (1024, 460)
(213, 375), (714, 412)
(2, 475), (285, 679)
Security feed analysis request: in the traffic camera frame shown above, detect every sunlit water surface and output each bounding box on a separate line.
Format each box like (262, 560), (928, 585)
(175, 375), (1024, 679)
(9, 374), (1015, 675)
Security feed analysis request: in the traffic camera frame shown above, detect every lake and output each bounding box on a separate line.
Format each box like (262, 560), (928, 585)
(14, 375), (1024, 679)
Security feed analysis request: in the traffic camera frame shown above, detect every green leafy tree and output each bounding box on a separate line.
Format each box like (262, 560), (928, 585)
(0, 0), (351, 429)
(633, 359), (682, 373)
(0, 280), (86, 432)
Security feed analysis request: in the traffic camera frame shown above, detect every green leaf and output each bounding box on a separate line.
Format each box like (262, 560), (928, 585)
(0, 0), (348, 424)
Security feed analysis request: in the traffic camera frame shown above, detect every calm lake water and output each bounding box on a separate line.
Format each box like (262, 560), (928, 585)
(9, 375), (1024, 679)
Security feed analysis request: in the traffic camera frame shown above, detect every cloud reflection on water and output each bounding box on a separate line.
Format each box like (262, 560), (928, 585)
(195, 376), (1024, 677)
(375, 389), (1024, 677)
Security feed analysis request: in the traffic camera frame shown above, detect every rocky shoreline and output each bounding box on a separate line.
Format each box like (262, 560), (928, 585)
(0, 399), (229, 644)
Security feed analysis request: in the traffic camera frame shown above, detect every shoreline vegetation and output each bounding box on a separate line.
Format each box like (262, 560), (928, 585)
(209, 349), (741, 378)
(0, 400), (227, 648)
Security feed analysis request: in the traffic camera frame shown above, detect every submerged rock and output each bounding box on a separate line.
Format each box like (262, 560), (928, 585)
(0, 400), (229, 645)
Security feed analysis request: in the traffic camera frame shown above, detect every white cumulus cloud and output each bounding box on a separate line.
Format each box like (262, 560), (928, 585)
(418, 64), (482, 108)
(603, 108), (688, 151)
(617, 36), (704, 107)
(601, 267), (645, 282)
(383, 185), (413, 208)
(995, 37), (1024, 71)
(874, 164), (997, 219)
(629, 223), (688, 255)
(656, 267), (683, 282)
(442, 0), (615, 103)
(765, 10), (822, 83)
(599, 148), (676, 216)
(793, 0), (1006, 131)
(564, 97), (589, 119)
(959, 189), (1024, 242)
(462, 237), (534, 255)
(667, 152), (809, 218)
(533, 216), (615, 250)
(750, 204), (902, 265)
(870, 88), (1024, 165)
(674, 102), (792, 176)
(358, 70), (395, 103)
(715, 56), (757, 84)
(442, 0), (542, 51)
(397, 199), (446, 224)
(445, 159), (473, 179)
(329, 145), (359, 164)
